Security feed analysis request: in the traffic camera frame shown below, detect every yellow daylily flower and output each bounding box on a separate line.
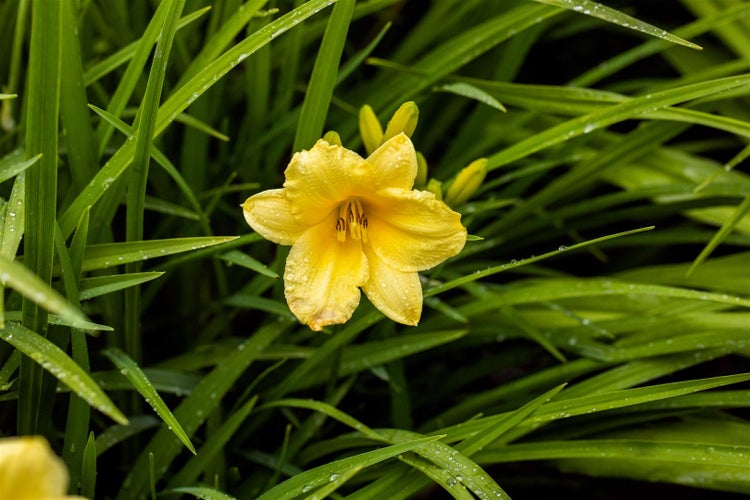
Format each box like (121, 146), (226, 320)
(242, 133), (467, 331)
(0, 436), (86, 499)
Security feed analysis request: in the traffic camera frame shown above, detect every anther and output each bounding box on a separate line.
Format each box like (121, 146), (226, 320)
(335, 198), (368, 243)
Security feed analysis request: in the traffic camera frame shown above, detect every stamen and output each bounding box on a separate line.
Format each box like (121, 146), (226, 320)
(334, 198), (368, 243)
(335, 217), (346, 243)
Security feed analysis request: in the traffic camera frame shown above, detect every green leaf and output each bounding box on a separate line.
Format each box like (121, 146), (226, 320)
(82, 7), (212, 86)
(0, 322), (127, 425)
(531, 0), (701, 49)
(485, 74), (750, 172)
(80, 432), (97, 499)
(220, 249), (279, 279)
(688, 192), (750, 276)
(168, 396), (259, 487)
(103, 347), (195, 454)
(74, 236), (238, 273)
(116, 321), (291, 500)
(0, 171), (25, 259)
(301, 465), (362, 500)
(427, 226), (654, 297)
(0, 255), (90, 329)
(291, 329), (468, 390)
(20, 0), (62, 435)
(475, 439), (750, 468)
(78, 272), (164, 300)
(0, 150), (41, 184)
(293, 0), (356, 151)
(168, 487), (238, 500)
(256, 435), (445, 500)
(434, 82), (507, 112)
(95, 415), (159, 457)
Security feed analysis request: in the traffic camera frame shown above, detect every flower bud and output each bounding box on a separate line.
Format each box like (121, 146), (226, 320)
(382, 101), (419, 143)
(358, 105), (383, 155)
(425, 178), (443, 200)
(1, 97), (16, 132)
(444, 158), (487, 207)
(322, 130), (342, 146)
(415, 151), (428, 189)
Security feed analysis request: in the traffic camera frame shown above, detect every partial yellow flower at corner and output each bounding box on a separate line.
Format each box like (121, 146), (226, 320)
(242, 133), (467, 331)
(0, 436), (87, 499)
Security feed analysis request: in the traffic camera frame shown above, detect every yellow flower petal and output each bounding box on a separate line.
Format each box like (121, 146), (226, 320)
(242, 189), (306, 245)
(362, 250), (422, 326)
(365, 133), (418, 191)
(365, 188), (467, 272)
(284, 139), (368, 227)
(284, 213), (369, 331)
(0, 436), (74, 499)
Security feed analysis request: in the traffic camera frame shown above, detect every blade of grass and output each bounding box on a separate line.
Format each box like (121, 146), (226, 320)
(484, 74), (750, 173)
(434, 82), (507, 112)
(124, 0), (183, 369)
(0, 171), (25, 258)
(93, 0), (170, 156)
(426, 226), (654, 297)
(103, 347), (196, 454)
(115, 320), (291, 500)
(570, 2), (750, 87)
(59, 0), (97, 190)
(80, 432), (97, 499)
(59, 210), (92, 493)
(82, 6), (212, 86)
(95, 415), (160, 457)
(532, 0), (701, 49)
(167, 487), (238, 500)
(0, 255), (90, 330)
(88, 104), (208, 231)
(687, 192), (750, 276)
(367, 385), (566, 499)
(2, 0), (29, 131)
(78, 272), (164, 300)
(0, 322), (127, 425)
(19, 0), (62, 436)
(167, 396), (259, 487)
(68, 236), (238, 273)
(300, 465), (362, 500)
(293, 0), (355, 151)
(256, 435), (444, 500)
(0, 150), (41, 184)
(475, 439), (750, 468)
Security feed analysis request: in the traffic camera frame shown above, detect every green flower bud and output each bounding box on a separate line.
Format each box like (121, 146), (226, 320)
(425, 178), (443, 200)
(444, 158), (488, 207)
(359, 104), (383, 155)
(415, 151), (428, 189)
(382, 101), (419, 143)
(1, 97), (15, 132)
(322, 130), (342, 146)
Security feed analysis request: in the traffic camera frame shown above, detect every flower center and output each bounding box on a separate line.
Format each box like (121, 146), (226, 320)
(336, 198), (368, 243)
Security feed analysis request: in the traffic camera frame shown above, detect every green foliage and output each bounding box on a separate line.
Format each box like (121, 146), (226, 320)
(1, 0), (749, 498)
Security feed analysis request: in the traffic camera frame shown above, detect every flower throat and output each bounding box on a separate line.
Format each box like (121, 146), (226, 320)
(336, 198), (368, 243)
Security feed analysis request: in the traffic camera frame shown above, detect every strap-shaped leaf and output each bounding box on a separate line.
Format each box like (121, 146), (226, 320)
(0, 322), (127, 424)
